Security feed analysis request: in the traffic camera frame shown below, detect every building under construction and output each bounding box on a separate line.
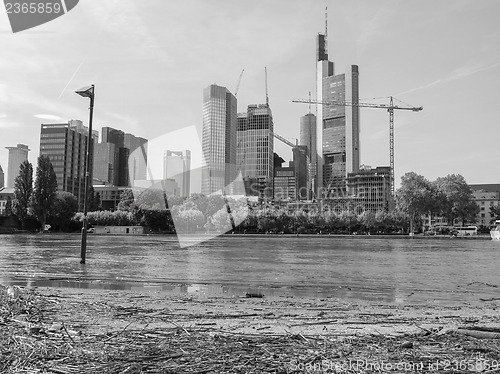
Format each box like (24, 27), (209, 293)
(324, 165), (392, 213)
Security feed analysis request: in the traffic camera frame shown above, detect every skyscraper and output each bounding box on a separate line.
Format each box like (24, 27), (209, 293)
(94, 127), (148, 187)
(123, 133), (148, 186)
(201, 84), (237, 195)
(40, 120), (97, 210)
(236, 104), (274, 198)
(299, 113), (316, 195)
(164, 150), (191, 197)
(316, 24), (360, 197)
(5, 144), (30, 188)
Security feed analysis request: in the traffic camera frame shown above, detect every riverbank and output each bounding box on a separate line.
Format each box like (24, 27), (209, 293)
(2, 285), (500, 373)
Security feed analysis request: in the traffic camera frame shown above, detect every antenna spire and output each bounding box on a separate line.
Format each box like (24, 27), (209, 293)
(324, 6), (328, 55)
(265, 66), (269, 106)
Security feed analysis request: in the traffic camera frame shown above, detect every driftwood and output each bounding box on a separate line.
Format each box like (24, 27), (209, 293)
(3, 285), (500, 373)
(456, 325), (500, 339)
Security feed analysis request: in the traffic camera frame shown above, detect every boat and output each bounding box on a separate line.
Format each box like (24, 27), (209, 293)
(491, 220), (500, 240)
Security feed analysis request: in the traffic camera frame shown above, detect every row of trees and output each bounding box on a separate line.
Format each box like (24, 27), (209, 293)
(395, 172), (482, 231)
(4, 163), (498, 234)
(9, 156), (58, 230)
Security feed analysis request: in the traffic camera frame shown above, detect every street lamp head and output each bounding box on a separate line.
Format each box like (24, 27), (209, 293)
(75, 84), (94, 99)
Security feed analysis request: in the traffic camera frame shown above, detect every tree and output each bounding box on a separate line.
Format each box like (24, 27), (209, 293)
(173, 208), (206, 233)
(359, 210), (376, 233)
(434, 174), (478, 225)
(88, 186), (101, 212)
(117, 189), (136, 211)
(13, 160), (33, 230)
(395, 172), (437, 233)
(48, 191), (78, 231)
(5, 196), (13, 216)
(31, 155), (58, 231)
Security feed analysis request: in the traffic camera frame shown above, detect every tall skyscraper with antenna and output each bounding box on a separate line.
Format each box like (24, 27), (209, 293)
(316, 7), (360, 197)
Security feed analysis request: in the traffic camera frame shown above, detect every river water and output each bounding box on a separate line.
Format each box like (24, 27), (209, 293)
(0, 234), (499, 305)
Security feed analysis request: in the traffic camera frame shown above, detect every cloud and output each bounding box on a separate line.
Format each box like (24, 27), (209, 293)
(34, 114), (63, 121)
(397, 61), (500, 96)
(81, 1), (172, 64)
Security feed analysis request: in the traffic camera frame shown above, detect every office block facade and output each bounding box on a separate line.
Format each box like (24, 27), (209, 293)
(5, 144), (30, 188)
(40, 120), (97, 210)
(470, 184), (500, 227)
(274, 166), (295, 200)
(94, 127), (148, 187)
(236, 104), (274, 198)
(202, 84), (237, 195)
(164, 150), (191, 197)
(93, 185), (131, 211)
(273, 146), (310, 201)
(93, 142), (118, 185)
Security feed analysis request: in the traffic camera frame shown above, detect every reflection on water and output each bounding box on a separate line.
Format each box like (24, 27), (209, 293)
(0, 234), (499, 304)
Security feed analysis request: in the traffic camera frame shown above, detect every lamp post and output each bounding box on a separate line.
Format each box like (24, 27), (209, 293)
(75, 84), (95, 264)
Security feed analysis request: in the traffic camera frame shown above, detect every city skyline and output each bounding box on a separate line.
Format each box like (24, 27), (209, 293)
(1, 1), (499, 191)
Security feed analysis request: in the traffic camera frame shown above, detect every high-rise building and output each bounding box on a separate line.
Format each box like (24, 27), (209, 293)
(201, 84), (237, 195)
(94, 127), (148, 187)
(93, 142), (118, 185)
(5, 144), (30, 188)
(164, 150), (191, 197)
(273, 146), (310, 201)
(316, 30), (360, 197)
(274, 165), (295, 200)
(40, 120), (97, 210)
(236, 104), (274, 198)
(299, 113), (316, 195)
(123, 133), (148, 186)
(0, 164), (4, 189)
(293, 145), (310, 200)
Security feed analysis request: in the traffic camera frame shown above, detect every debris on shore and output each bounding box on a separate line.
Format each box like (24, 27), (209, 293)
(2, 285), (500, 373)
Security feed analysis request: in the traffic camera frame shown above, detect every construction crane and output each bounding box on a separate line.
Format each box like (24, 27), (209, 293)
(234, 69), (244, 97)
(273, 132), (297, 148)
(292, 96), (423, 195)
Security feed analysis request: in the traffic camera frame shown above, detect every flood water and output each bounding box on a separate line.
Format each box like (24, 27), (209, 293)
(0, 234), (499, 305)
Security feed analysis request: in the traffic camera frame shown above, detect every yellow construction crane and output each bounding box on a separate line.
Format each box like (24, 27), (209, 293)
(292, 96), (423, 195)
